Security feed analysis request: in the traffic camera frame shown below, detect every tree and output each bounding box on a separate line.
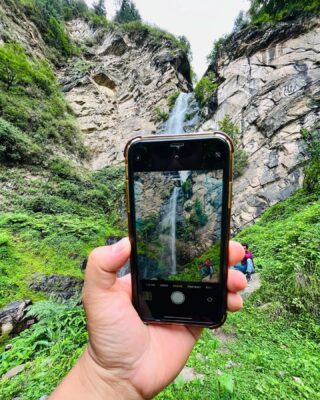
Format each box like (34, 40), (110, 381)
(93, 0), (106, 17)
(114, 0), (141, 24)
(233, 10), (248, 33)
(0, 43), (31, 90)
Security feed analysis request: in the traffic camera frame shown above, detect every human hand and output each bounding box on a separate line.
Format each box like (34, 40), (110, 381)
(51, 238), (246, 400)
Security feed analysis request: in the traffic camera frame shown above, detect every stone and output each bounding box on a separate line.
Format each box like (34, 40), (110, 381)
(178, 367), (205, 382)
(201, 18), (320, 232)
(60, 22), (192, 170)
(2, 364), (25, 380)
(226, 360), (238, 369)
(0, 300), (34, 336)
(28, 275), (83, 300)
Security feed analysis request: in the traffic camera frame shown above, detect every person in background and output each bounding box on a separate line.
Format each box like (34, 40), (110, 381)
(233, 243), (255, 281)
(50, 238), (247, 400)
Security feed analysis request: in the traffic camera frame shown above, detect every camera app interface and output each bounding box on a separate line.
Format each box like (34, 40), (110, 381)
(134, 170), (223, 284)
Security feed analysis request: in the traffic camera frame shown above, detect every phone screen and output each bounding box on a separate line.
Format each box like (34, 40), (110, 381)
(128, 137), (230, 325)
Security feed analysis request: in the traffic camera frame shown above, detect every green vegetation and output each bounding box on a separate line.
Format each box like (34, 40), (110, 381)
(301, 125), (320, 194)
(248, 0), (320, 24)
(0, 298), (87, 399)
(160, 188), (320, 398)
(207, 36), (228, 64)
(153, 106), (169, 123)
(0, 164), (125, 307)
(237, 190), (320, 319)
(0, 43), (85, 163)
(167, 91), (180, 111)
(92, 0), (106, 17)
(207, 1), (320, 65)
(172, 242), (221, 282)
(190, 199), (208, 229)
(194, 72), (219, 107)
(118, 20), (192, 54)
(114, 0), (141, 24)
(218, 115), (249, 178)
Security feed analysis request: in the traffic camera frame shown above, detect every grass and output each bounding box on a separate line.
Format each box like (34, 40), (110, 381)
(157, 303), (320, 400)
(1, 189), (318, 399)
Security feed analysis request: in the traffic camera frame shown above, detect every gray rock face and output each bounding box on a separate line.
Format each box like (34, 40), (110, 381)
(61, 20), (192, 170)
(29, 275), (83, 300)
(0, 300), (35, 335)
(202, 17), (320, 232)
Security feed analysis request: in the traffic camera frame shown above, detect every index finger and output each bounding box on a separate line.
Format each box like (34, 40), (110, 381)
(228, 241), (245, 266)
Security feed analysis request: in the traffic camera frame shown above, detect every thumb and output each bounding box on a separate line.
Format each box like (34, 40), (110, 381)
(84, 238), (131, 292)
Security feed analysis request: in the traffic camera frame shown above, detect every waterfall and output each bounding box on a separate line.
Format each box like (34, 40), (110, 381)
(160, 186), (180, 275)
(165, 92), (192, 134)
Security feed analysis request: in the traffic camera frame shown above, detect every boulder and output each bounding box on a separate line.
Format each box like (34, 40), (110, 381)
(28, 275), (83, 300)
(0, 300), (35, 335)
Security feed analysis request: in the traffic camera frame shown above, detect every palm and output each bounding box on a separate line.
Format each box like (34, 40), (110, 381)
(84, 275), (201, 399)
(82, 239), (245, 399)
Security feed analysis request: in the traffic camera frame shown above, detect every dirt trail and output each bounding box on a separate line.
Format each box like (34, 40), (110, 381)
(239, 273), (261, 300)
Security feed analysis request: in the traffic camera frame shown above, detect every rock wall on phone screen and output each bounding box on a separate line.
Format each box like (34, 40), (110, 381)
(59, 19), (192, 170)
(200, 17), (320, 233)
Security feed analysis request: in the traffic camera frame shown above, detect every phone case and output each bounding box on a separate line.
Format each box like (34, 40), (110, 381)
(124, 132), (234, 328)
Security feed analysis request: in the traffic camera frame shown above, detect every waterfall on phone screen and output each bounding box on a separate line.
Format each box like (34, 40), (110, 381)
(160, 186), (180, 275)
(157, 92), (198, 275)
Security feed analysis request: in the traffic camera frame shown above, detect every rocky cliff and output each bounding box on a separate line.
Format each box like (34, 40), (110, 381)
(202, 17), (320, 232)
(60, 19), (192, 169)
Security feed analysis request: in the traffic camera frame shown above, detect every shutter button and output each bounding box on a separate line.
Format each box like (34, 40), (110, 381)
(170, 291), (185, 305)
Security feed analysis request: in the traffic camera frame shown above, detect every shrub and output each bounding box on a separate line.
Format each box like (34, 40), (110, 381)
(0, 43), (32, 90)
(218, 115), (249, 177)
(114, 0), (141, 24)
(0, 44), (85, 161)
(0, 118), (41, 163)
(248, 0), (320, 24)
(301, 126), (320, 194)
(189, 199), (208, 228)
(153, 107), (169, 123)
(194, 72), (219, 107)
(167, 91), (180, 110)
(207, 35), (228, 64)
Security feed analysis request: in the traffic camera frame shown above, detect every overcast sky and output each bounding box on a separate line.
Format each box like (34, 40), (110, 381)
(85, 0), (250, 78)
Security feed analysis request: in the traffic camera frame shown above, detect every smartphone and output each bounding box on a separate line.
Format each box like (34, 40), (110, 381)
(124, 132), (233, 328)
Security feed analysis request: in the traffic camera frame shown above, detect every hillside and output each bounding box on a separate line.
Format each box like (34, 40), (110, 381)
(0, 1), (319, 399)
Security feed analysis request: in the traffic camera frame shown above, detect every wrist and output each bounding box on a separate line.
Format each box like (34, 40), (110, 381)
(50, 348), (144, 400)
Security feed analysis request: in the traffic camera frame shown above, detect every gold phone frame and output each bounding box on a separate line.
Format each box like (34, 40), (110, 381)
(124, 131), (234, 328)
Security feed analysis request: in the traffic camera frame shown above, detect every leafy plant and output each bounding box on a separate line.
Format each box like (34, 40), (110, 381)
(0, 118), (41, 163)
(301, 126), (320, 194)
(194, 72), (219, 107)
(153, 106), (169, 123)
(114, 0), (141, 24)
(218, 115), (249, 177)
(167, 91), (180, 111)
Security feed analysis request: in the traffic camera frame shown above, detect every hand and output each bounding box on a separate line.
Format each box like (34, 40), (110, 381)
(51, 238), (246, 400)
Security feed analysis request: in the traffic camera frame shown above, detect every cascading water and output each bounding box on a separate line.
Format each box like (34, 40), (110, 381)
(165, 92), (192, 134)
(160, 186), (180, 274)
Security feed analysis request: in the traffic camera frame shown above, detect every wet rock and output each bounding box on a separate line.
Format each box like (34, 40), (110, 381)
(0, 300), (34, 335)
(29, 275), (83, 300)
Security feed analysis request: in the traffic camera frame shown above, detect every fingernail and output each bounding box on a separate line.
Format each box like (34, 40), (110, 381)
(110, 238), (128, 253)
